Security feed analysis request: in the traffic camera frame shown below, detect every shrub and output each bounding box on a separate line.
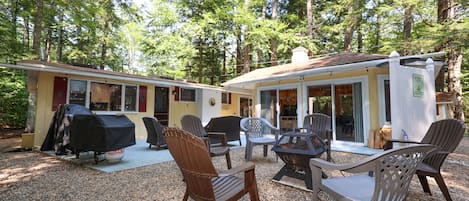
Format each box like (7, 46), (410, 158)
(0, 68), (28, 128)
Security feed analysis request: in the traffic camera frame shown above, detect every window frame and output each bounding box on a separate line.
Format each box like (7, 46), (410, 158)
(378, 75), (391, 126)
(179, 87), (196, 102)
(67, 79), (139, 113)
(221, 92), (229, 104)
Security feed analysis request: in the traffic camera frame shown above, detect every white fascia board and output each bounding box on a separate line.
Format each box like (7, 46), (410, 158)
(222, 52), (446, 89)
(2, 63), (221, 91)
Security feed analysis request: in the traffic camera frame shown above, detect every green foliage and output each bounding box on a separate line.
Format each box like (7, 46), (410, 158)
(0, 68), (28, 128)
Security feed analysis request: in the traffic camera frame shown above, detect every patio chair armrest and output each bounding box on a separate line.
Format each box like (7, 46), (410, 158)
(201, 137), (211, 150)
(218, 162), (255, 177)
(383, 139), (421, 150)
(310, 155), (377, 173)
(207, 132), (228, 145)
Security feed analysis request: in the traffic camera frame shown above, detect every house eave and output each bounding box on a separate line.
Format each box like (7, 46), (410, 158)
(1, 62), (221, 91)
(222, 52), (446, 89)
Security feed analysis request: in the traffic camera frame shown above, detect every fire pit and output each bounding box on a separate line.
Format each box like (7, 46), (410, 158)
(272, 132), (326, 190)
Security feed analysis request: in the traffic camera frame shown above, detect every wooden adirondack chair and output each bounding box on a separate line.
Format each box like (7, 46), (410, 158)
(181, 115), (232, 169)
(164, 127), (260, 201)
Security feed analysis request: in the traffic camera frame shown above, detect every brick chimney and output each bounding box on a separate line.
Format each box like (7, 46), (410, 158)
(291, 46), (309, 64)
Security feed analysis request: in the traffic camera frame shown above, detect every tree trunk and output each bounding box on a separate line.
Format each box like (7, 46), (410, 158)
(306, 0), (313, 39)
(100, 20), (109, 70)
(57, 13), (63, 62)
(403, 4), (414, 41)
(270, 0), (278, 66)
(45, 25), (52, 62)
(447, 48), (464, 120)
(343, 0), (359, 52)
(243, 44), (251, 73)
(32, 0), (43, 59)
(236, 28), (243, 74)
(198, 39), (203, 83)
(402, 3), (414, 55)
(435, 0), (450, 92)
(437, 0), (449, 23)
(25, 71), (38, 133)
(373, 13), (381, 53)
(357, 23), (363, 53)
(23, 16), (29, 49)
(222, 41), (227, 82)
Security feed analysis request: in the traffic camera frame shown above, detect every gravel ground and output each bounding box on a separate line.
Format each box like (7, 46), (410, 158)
(0, 136), (468, 201)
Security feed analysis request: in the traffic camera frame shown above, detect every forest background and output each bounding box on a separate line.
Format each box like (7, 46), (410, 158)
(0, 0), (467, 128)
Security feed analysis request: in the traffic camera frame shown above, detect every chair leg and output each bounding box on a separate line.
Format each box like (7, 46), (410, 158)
(225, 152), (232, 169)
(239, 139), (242, 146)
(263, 145), (268, 157)
(183, 188), (189, 201)
(434, 174), (452, 201)
(148, 144), (152, 149)
(417, 175), (432, 195)
(248, 185), (260, 201)
(245, 143), (253, 161)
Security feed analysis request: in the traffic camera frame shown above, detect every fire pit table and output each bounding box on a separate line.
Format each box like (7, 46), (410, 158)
(272, 131), (326, 190)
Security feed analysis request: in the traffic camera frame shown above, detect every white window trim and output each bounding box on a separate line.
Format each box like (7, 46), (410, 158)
(302, 75), (370, 146)
(238, 96), (252, 117)
(67, 78), (140, 114)
(179, 87), (197, 102)
(257, 83), (301, 129)
(378, 74), (390, 127)
(221, 92), (229, 104)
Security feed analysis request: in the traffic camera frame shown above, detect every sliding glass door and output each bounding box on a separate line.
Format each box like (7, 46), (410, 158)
(307, 81), (365, 143)
(260, 87), (298, 131)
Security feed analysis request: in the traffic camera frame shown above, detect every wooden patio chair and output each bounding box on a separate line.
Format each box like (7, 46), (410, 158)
(181, 115), (232, 169)
(302, 113), (333, 161)
(142, 117), (166, 149)
(240, 117), (280, 161)
(310, 144), (436, 201)
(164, 127), (260, 201)
(383, 119), (466, 201)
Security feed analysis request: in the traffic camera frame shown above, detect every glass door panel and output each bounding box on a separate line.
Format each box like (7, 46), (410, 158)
(334, 83), (363, 143)
(279, 89), (297, 131)
(240, 97), (252, 118)
(260, 90), (278, 127)
(307, 85), (332, 116)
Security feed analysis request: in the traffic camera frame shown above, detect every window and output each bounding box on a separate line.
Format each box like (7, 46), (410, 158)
(69, 80), (87, 106)
(125, 86), (137, 111)
(221, 92), (231, 104)
(180, 88), (196, 102)
(378, 75), (391, 126)
(68, 79), (139, 112)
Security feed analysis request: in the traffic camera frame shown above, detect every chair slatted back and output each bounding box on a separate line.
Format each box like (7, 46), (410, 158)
(240, 117), (274, 138)
(164, 128), (218, 200)
(303, 113), (331, 140)
(373, 145), (435, 201)
(142, 117), (165, 144)
(420, 119), (466, 171)
(181, 115), (207, 138)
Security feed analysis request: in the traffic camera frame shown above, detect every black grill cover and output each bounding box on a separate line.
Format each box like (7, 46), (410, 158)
(41, 104), (93, 152)
(70, 114), (136, 152)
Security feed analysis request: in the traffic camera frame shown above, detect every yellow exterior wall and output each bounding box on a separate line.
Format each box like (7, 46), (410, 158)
(367, 68), (389, 130)
(250, 67), (390, 134)
(168, 86), (198, 128)
(221, 93), (240, 116)
(34, 72), (56, 147)
(33, 72), (155, 146)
